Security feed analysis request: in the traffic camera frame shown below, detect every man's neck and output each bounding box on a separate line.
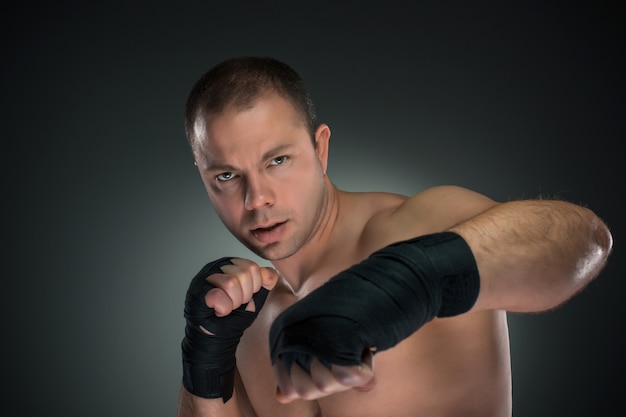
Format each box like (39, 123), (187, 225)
(271, 180), (342, 295)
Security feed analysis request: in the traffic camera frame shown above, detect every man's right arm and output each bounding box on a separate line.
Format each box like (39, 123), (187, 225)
(177, 258), (279, 417)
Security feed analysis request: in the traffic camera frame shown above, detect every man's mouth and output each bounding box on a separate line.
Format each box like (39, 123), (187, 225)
(252, 220), (286, 231)
(254, 223), (280, 232)
(251, 221), (286, 243)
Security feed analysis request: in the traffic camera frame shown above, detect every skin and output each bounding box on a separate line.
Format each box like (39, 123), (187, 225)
(177, 93), (613, 417)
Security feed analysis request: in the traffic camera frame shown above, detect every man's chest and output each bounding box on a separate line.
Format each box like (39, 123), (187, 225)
(237, 310), (511, 417)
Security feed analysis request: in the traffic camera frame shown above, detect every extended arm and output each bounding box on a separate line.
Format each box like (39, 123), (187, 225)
(269, 194), (613, 402)
(450, 199), (613, 313)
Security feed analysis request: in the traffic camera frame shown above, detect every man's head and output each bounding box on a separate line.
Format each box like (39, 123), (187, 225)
(185, 57), (332, 261)
(185, 56), (318, 156)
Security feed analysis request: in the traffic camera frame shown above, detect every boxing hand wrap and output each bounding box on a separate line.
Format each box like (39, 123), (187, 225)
(182, 257), (270, 402)
(269, 232), (480, 372)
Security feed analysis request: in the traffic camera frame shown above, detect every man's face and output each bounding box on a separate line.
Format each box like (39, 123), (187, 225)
(191, 94), (330, 260)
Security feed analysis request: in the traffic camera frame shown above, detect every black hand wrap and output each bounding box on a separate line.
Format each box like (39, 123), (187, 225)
(182, 257), (270, 402)
(269, 232), (480, 372)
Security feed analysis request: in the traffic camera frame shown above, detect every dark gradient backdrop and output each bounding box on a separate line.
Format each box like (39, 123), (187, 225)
(3, 2), (624, 416)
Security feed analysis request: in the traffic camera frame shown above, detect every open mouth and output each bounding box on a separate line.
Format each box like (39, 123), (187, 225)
(253, 221), (285, 232)
(251, 221), (286, 243)
(255, 224), (279, 232)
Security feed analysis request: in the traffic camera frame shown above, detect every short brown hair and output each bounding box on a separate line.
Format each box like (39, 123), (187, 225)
(184, 56), (318, 146)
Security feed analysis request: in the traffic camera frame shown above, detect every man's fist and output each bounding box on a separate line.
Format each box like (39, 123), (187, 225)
(182, 257), (279, 401)
(204, 258), (280, 318)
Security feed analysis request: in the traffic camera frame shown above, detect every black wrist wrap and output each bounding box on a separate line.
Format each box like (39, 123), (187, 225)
(269, 232), (480, 372)
(181, 257), (269, 402)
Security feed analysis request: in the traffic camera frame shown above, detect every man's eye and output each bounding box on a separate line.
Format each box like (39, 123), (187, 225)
(216, 172), (235, 181)
(270, 156), (289, 166)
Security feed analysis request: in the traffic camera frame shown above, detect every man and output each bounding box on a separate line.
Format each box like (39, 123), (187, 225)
(177, 56), (613, 417)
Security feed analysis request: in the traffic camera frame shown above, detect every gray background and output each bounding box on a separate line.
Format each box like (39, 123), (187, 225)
(3, 1), (624, 416)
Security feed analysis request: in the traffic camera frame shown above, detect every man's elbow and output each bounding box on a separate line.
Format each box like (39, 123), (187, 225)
(573, 212), (613, 288)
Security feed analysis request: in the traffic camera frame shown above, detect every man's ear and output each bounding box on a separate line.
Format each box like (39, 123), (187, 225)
(314, 124), (331, 174)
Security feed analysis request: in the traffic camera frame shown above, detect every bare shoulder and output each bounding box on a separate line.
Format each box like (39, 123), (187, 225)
(359, 185), (498, 253)
(395, 185), (497, 223)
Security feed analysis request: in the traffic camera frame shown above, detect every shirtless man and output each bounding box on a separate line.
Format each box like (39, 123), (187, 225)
(176, 57), (613, 417)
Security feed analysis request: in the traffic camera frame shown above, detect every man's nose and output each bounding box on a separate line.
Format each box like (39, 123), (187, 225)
(244, 174), (274, 210)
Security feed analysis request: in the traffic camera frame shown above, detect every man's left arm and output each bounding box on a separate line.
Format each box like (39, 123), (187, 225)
(450, 199), (613, 313)
(269, 195), (613, 402)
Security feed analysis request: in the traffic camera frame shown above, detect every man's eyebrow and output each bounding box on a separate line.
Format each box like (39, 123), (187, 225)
(202, 144), (295, 171)
(261, 144), (293, 161)
(203, 161), (238, 172)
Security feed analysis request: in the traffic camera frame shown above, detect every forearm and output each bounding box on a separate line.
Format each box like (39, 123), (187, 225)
(177, 385), (245, 417)
(450, 199), (613, 313)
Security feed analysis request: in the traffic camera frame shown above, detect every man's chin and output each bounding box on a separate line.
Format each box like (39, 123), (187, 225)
(247, 243), (295, 262)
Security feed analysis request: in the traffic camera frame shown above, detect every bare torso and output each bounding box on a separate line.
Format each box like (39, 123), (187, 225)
(236, 188), (512, 417)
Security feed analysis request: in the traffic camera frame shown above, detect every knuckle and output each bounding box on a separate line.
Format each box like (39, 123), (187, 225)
(224, 260), (261, 283)
(220, 276), (240, 292)
(205, 289), (230, 312)
(311, 378), (332, 393)
(244, 262), (261, 277)
(331, 367), (362, 386)
(293, 383), (313, 398)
